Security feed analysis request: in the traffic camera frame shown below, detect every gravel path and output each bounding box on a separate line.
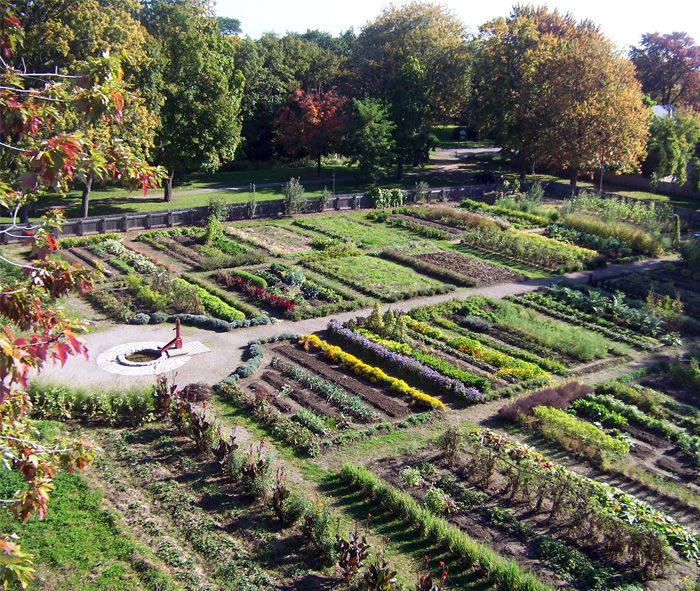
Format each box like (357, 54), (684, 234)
(38, 255), (677, 389)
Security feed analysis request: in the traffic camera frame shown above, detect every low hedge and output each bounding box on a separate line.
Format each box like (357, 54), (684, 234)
(176, 278), (245, 322)
(229, 268), (267, 289)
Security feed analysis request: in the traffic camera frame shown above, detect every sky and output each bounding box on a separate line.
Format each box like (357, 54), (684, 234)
(215, 0), (700, 53)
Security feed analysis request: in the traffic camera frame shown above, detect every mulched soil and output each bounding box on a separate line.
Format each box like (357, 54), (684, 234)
(415, 251), (522, 285)
(269, 344), (411, 419)
(260, 370), (342, 420)
(246, 379), (295, 414)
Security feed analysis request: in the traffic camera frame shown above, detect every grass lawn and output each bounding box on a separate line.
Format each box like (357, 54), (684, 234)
(0, 422), (180, 591)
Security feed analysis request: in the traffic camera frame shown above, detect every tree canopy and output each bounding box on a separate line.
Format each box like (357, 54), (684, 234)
(0, 10), (162, 586)
(473, 6), (649, 186)
(142, 0), (244, 201)
(631, 32), (700, 110)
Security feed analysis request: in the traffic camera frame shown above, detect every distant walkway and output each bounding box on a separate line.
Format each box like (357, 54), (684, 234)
(38, 255), (676, 390)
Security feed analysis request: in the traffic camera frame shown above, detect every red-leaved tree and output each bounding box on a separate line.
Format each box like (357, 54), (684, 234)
(0, 8), (163, 587)
(275, 88), (348, 177)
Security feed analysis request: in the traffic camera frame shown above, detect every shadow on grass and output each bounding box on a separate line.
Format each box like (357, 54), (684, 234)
(319, 478), (493, 590)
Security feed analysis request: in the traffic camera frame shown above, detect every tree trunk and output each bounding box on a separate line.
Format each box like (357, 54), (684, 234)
(81, 175), (93, 219)
(397, 159), (403, 180)
(163, 170), (174, 202)
(569, 168), (578, 188)
(317, 154), (322, 178)
(519, 158), (527, 185)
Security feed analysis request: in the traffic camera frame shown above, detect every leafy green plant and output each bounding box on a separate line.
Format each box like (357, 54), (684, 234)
(283, 177), (306, 214)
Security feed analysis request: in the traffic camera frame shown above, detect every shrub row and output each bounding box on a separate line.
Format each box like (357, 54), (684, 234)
(327, 320), (484, 402)
(176, 278), (245, 322)
(59, 233), (123, 248)
(85, 288), (133, 323)
(298, 334), (445, 410)
(340, 463), (553, 591)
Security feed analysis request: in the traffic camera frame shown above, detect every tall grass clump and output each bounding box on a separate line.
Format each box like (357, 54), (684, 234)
(562, 214), (663, 257)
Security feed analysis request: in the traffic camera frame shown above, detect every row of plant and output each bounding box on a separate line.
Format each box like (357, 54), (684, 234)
(176, 277), (245, 322)
(561, 191), (673, 230)
(403, 316), (551, 382)
(459, 226), (602, 273)
(215, 270), (296, 314)
(380, 249), (477, 287)
(460, 198), (553, 228)
(248, 263), (368, 321)
(91, 239), (161, 274)
(298, 334), (445, 410)
(340, 463), (553, 591)
(407, 299), (568, 374)
(606, 271), (700, 320)
(326, 319), (485, 402)
(384, 215), (451, 240)
(269, 357), (377, 422)
(510, 291), (664, 350)
(545, 224), (635, 260)
(562, 214), (663, 257)
(353, 324), (492, 393)
(467, 427), (698, 568)
(573, 390), (700, 467)
(498, 382), (629, 462)
(432, 296), (617, 364)
(395, 204), (505, 231)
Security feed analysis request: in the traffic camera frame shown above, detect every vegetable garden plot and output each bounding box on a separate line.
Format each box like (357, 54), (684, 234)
(215, 263), (364, 320)
(369, 427), (700, 590)
(605, 271), (700, 323)
(293, 213), (436, 252)
(407, 297), (625, 375)
(303, 255), (452, 302)
(229, 338), (434, 453)
(413, 250), (521, 286)
(228, 223), (315, 256)
(510, 286), (666, 350)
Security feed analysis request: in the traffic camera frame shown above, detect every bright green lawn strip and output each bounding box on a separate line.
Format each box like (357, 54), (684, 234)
(303, 255), (450, 302)
(0, 428), (181, 591)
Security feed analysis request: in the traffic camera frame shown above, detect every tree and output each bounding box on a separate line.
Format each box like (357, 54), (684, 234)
(275, 88), (348, 177)
(353, 1), (471, 120)
(473, 6), (648, 187)
(0, 11), (162, 587)
(388, 57), (436, 179)
(343, 97), (395, 182)
(217, 16), (241, 36)
(631, 32), (700, 110)
(142, 0), (245, 201)
(642, 108), (700, 184)
(530, 23), (649, 186)
(471, 7), (547, 181)
(10, 0), (160, 218)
